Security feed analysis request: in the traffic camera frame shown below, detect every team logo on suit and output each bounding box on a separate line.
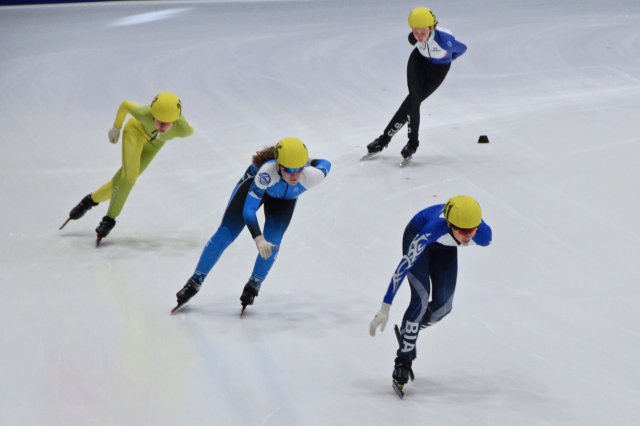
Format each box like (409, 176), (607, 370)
(258, 172), (271, 186)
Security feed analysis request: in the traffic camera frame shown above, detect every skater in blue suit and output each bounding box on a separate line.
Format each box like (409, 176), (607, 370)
(369, 195), (492, 396)
(173, 137), (331, 314)
(366, 7), (467, 161)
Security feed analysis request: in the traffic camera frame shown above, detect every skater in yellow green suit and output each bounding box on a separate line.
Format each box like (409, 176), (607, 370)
(60, 92), (194, 245)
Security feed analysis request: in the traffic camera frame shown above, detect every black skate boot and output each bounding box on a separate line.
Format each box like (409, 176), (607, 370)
(240, 280), (261, 315)
(95, 216), (116, 246)
(171, 278), (202, 314)
(366, 136), (390, 154)
(392, 357), (415, 399)
(59, 194), (99, 230)
(401, 140), (419, 159)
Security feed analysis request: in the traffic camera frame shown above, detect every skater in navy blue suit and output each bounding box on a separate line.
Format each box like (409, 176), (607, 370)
(172, 138), (331, 314)
(369, 195), (492, 397)
(366, 7), (467, 161)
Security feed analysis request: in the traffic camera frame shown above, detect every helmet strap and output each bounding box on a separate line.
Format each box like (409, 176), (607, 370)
(447, 222), (462, 245)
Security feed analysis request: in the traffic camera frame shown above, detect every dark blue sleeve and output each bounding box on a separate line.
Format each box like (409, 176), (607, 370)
(451, 38), (467, 60)
(473, 220), (492, 246)
(382, 231), (435, 304)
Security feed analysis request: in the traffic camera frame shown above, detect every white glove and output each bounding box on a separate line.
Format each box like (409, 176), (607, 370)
(254, 235), (278, 259)
(108, 127), (120, 144)
(369, 302), (391, 336)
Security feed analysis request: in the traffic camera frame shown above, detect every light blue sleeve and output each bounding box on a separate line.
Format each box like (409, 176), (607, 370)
(309, 158), (331, 176)
(243, 181), (265, 238)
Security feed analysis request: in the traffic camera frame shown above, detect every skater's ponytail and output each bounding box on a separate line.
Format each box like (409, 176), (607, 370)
(252, 145), (277, 167)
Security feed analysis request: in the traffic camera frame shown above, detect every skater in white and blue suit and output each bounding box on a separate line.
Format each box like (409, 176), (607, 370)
(369, 195), (492, 392)
(173, 138), (331, 313)
(367, 6), (467, 160)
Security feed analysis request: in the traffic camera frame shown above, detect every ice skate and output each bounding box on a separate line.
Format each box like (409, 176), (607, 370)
(400, 141), (419, 167)
(360, 152), (380, 161)
(59, 194), (98, 230)
(171, 278), (202, 314)
(361, 136), (390, 161)
(95, 216), (116, 246)
(399, 157), (412, 167)
(240, 280), (261, 315)
(391, 357), (414, 399)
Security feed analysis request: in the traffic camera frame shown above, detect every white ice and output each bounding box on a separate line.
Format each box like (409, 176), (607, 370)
(1, 0), (639, 424)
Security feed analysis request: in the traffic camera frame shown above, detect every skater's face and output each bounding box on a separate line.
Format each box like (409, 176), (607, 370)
(153, 118), (174, 133)
(280, 166), (303, 185)
(412, 27), (432, 43)
(450, 225), (478, 245)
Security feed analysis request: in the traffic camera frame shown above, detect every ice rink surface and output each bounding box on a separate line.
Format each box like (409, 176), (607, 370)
(1, 0), (640, 424)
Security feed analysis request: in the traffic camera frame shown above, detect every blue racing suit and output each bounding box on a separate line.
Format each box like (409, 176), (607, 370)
(191, 158), (331, 287)
(381, 204), (492, 360)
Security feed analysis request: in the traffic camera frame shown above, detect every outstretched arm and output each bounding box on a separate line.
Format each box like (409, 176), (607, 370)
(242, 181), (278, 259)
(382, 233), (430, 304)
(108, 100), (139, 144)
(113, 100), (139, 129)
(243, 182), (265, 239)
(370, 232), (432, 336)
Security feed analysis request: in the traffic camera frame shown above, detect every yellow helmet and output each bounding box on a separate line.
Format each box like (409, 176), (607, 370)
(408, 7), (437, 29)
(150, 92), (182, 122)
(274, 137), (309, 169)
(444, 195), (482, 229)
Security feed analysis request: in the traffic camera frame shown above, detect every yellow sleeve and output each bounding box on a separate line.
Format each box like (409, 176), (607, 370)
(113, 100), (140, 129)
(182, 122), (195, 137)
(174, 116), (195, 137)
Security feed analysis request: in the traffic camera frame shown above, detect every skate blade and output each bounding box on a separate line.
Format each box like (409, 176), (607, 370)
(392, 381), (405, 399)
(171, 302), (187, 315)
(399, 157), (412, 167)
(59, 218), (71, 230)
(240, 304), (247, 316)
(360, 152), (379, 161)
